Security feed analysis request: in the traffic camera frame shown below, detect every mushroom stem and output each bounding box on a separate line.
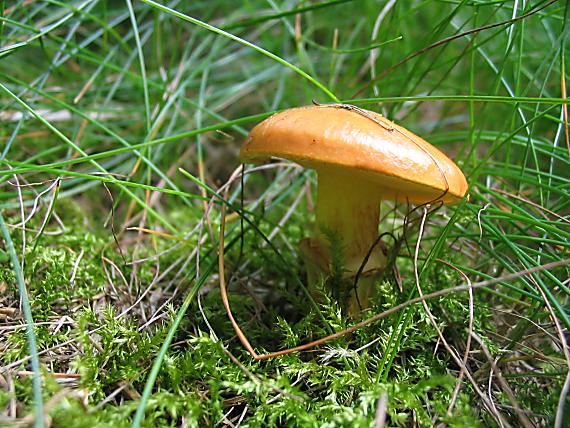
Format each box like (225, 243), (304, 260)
(302, 169), (386, 314)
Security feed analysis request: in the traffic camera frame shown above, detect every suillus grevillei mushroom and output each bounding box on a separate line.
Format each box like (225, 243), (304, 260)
(240, 104), (468, 315)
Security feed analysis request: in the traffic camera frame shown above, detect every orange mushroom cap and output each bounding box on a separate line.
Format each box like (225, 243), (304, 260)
(240, 105), (468, 204)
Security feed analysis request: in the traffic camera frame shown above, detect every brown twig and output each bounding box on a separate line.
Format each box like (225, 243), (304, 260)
(470, 332), (533, 428)
(442, 259), (474, 416)
(413, 207), (505, 425)
(525, 272), (570, 428)
(219, 189), (570, 364)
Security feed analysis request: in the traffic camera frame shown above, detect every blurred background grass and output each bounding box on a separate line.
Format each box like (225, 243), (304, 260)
(0, 0), (568, 426)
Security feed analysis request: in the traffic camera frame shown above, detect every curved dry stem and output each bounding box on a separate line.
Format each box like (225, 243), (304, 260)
(218, 191), (570, 360)
(413, 207), (508, 426)
(442, 259), (474, 416)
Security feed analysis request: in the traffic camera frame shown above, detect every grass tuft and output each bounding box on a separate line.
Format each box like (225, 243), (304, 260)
(0, 0), (568, 426)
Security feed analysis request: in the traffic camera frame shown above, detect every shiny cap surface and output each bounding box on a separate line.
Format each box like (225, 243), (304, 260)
(240, 105), (468, 204)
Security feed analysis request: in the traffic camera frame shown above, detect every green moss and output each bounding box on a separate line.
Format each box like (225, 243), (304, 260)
(1, 0), (567, 425)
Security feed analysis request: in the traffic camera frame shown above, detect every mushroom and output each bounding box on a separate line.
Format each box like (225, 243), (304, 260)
(240, 104), (468, 315)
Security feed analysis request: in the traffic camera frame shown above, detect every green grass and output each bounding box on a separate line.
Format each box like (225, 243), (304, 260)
(0, 0), (568, 426)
